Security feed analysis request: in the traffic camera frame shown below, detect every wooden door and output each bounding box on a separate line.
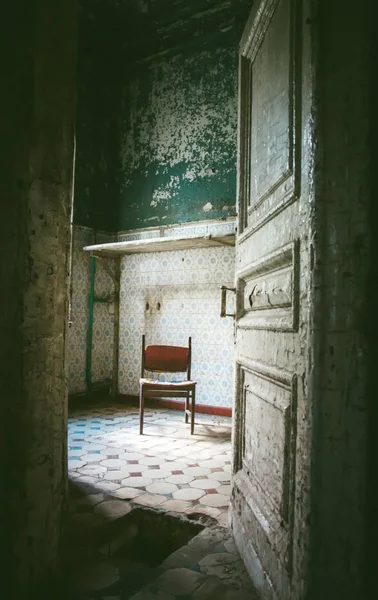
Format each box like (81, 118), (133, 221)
(231, 1), (313, 598)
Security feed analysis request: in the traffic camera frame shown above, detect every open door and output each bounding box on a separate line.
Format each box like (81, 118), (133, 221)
(231, 1), (313, 598)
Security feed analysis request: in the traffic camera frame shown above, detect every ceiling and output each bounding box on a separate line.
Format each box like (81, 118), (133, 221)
(79, 0), (253, 61)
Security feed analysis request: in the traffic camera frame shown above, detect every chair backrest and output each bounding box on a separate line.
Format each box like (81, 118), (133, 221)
(141, 335), (192, 378)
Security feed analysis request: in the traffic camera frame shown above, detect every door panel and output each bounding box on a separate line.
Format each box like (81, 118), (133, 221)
(231, 0), (310, 598)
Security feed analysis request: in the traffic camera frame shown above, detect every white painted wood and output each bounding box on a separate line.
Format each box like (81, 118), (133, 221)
(231, 1), (314, 598)
(83, 233), (235, 257)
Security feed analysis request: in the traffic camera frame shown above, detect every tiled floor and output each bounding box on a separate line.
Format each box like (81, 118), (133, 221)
(62, 490), (258, 599)
(68, 404), (232, 525)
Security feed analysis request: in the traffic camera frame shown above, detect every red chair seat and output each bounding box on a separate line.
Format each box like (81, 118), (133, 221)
(139, 335), (196, 434)
(140, 378), (196, 388)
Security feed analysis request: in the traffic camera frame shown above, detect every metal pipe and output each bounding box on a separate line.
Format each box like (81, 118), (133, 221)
(86, 255), (96, 393)
(112, 258), (120, 397)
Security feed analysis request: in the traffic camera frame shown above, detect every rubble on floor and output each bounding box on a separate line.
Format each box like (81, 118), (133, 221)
(61, 487), (258, 600)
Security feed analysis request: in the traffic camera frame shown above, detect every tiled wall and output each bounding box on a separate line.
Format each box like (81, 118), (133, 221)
(67, 221), (236, 408)
(67, 225), (116, 394)
(118, 232), (236, 407)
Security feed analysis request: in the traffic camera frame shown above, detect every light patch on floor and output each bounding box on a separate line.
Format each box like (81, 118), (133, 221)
(68, 405), (232, 525)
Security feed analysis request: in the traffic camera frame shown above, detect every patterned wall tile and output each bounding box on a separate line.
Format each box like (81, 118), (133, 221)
(67, 223), (237, 408)
(118, 245), (236, 407)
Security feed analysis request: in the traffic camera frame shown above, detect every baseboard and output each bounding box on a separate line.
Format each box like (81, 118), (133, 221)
(68, 392), (232, 418)
(118, 394), (232, 417)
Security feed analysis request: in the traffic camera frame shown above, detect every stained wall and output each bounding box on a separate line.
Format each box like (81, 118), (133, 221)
(119, 43), (238, 230)
(74, 2), (249, 233)
(0, 0), (76, 595)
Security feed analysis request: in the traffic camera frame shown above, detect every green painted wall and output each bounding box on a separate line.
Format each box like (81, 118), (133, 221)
(74, 20), (240, 233)
(119, 42), (238, 231)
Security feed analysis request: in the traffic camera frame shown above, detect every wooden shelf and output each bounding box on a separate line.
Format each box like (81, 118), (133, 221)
(83, 233), (235, 258)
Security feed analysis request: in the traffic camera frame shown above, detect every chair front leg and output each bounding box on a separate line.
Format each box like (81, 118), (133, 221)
(139, 387), (144, 435)
(191, 386), (196, 435)
(185, 392), (189, 424)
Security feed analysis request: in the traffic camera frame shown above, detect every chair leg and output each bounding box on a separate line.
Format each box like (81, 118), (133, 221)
(185, 393), (189, 424)
(139, 388), (144, 435)
(191, 386), (195, 435)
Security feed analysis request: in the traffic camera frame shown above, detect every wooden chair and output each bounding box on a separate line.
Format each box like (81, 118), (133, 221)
(139, 335), (196, 435)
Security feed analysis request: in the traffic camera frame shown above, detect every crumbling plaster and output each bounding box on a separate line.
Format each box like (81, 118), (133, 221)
(119, 44), (238, 230)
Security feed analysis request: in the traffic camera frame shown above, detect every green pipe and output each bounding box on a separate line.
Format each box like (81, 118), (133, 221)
(86, 256), (96, 393)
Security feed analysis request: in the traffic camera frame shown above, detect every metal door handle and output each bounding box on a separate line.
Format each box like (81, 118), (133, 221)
(220, 286), (236, 318)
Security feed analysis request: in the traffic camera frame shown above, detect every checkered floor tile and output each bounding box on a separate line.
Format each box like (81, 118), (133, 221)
(68, 404), (232, 525)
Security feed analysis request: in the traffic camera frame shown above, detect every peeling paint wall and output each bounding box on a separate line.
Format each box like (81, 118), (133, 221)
(120, 43), (238, 230)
